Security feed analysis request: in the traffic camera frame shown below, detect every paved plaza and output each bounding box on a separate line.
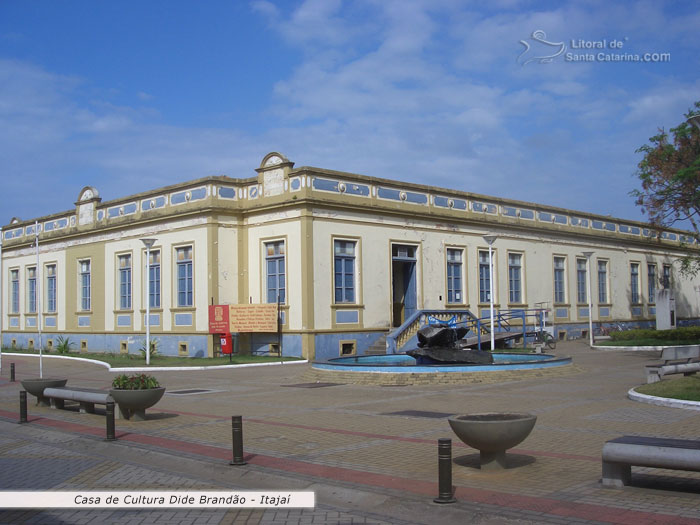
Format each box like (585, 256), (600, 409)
(0, 341), (699, 524)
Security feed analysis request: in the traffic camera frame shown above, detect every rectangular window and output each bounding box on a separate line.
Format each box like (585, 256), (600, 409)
(553, 256), (566, 304)
(630, 263), (640, 304)
(80, 260), (91, 311)
(508, 253), (522, 303)
(576, 259), (587, 304)
(446, 248), (463, 304)
(334, 240), (356, 303)
(265, 241), (285, 304)
(149, 250), (161, 308)
(478, 250), (491, 303)
(648, 264), (656, 303)
(46, 264), (56, 313)
(27, 267), (37, 313)
(118, 254), (132, 310)
(10, 269), (19, 314)
(176, 246), (193, 307)
(598, 260), (608, 303)
(662, 264), (671, 289)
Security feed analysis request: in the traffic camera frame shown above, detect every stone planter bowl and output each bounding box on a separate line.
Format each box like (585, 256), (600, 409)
(21, 378), (68, 406)
(109, 387), (165, 421)
(448, 412), (537, 470)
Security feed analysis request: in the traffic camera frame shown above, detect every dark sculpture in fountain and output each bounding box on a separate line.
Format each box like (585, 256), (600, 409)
(406, 324), (494, 365)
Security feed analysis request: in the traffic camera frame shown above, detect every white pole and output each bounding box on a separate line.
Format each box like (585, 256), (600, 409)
(36, 221), (43, 378)
(141, 238), (156, 366)
(146, 243), (151, 366)
(583, 251), (594, 347)
(0, 226), (3, 374)
(489, 243), (495, 351)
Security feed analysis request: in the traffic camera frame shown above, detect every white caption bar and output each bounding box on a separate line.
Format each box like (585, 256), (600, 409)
(0, 491), (315, 509)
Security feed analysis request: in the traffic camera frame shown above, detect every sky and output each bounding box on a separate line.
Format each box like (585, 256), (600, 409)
(1, 0), (699, 227)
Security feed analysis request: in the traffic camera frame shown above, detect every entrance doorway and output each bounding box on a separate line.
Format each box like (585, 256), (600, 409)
(392, 244), (417, 327)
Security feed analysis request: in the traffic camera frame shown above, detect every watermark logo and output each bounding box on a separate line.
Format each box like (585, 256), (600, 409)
(518, 30), (566, 66)
(518, 30), (670, 65)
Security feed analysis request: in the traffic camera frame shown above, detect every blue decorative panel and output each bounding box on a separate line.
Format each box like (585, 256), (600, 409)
(604, 222), (616, 232)
(9, 318), (19, 327)
(190, 187), (206, 201)
(123, 203), (137, 215)
(377, 187), (401, 200)
(472, 202), (484, 212)
(405, 192), (428, 204)
(502, 206), (517, 217)
(25, 224), (37, 235)
(175, 313), (193, 326)
(290, 178), (301, 190)
(5, 228), (23, 239)
(97, 210), (104, 220)
(555, 308), (568, 318)
(578, 307), (589, 318)
(519, 209), (534, 220)
(144, 314), (160, 326)
(44, 317), (57, 327)
(553, 214), (567, 225)
(649, 307), (656, 315)
(218, 187), (236, 199)
(571, 217), (588, 227)
(345, 184), (369, 196)
(451, 199), (467, 210)
(592, 220), (603, 230)
(313, 178), (339, 192)
(661, 232), (677, 241)
(25, 317), (36, 327)
(141, 196), (167, 210)
(117, 314), (131, 327)
(599, 307), (610, 317)
(336, 310), (359, 324)
(485, 204), (497, 214)
(78, 316), (91, 327)
(248, 186), (259, 199)
(538, 212), (552, 222)
(434, 196), (449, 208)
(631, 306), (643, 316)
(172, 187), (206, 204)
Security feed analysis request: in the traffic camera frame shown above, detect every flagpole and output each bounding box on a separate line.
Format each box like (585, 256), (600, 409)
(0, 226), (3, 375)
(35, 221), (43, 379)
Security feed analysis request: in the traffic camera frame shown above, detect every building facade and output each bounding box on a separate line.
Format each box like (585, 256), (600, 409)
(1, 152), (699, 361)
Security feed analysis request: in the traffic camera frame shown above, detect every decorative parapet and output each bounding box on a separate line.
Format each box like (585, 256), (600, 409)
(2, 153), (697, 250)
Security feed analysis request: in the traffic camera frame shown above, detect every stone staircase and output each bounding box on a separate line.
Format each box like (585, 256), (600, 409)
(364, 333), (389, 355)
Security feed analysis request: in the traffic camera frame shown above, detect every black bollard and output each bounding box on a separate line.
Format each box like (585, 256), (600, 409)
(229, 415), (247, 465)
(10, 363), (15, 382)
(105, 402), (116, 441)
(19, 391), (27, 424)
(433, 438), (456, 504)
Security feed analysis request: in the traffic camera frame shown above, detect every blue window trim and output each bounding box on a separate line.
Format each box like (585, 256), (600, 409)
(334, 240), (356, 304)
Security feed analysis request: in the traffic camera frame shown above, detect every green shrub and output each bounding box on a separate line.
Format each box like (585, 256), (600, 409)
(610, 326), (700, 342)
(55, 336), (74, 355)
(138, 338), (160, 360)
(111, 373), (160, 390)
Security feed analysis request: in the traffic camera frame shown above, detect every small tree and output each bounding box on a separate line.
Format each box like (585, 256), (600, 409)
(632, 101), (700, 276)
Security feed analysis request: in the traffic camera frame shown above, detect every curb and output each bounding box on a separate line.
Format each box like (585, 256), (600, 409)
(0, 352), (307, 372)
(627, 387), (700, 411)
(591, 344), (700, 352)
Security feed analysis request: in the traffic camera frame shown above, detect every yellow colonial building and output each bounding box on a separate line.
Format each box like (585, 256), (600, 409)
(1, 152), (699, 360)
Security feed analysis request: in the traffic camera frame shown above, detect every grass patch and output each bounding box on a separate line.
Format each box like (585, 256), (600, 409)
(1, 348), (303, 368)
(636, 375), (700, 402)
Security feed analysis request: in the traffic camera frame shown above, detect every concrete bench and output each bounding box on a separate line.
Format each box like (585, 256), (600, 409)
(43, 387), (114, 415)
(602, 435), (700, 487)
(645, 345), (700, 384)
